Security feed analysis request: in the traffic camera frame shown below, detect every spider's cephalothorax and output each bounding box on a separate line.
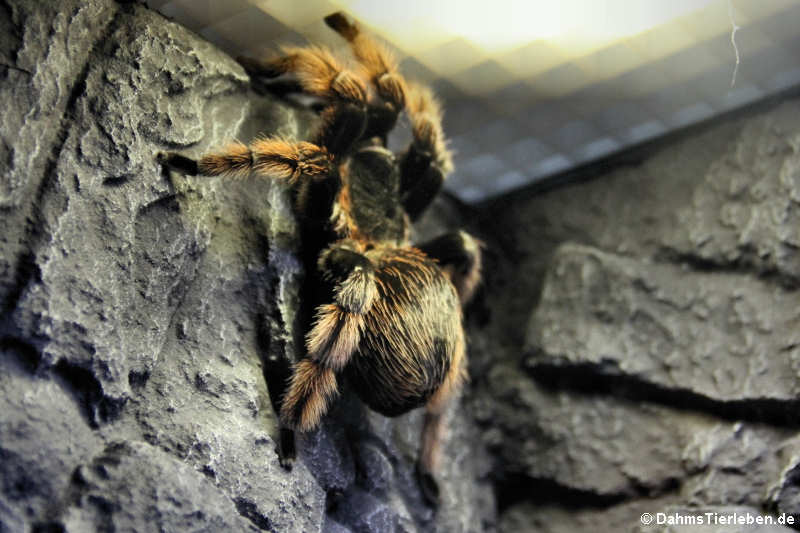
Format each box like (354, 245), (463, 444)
(158, 13), (482, 505)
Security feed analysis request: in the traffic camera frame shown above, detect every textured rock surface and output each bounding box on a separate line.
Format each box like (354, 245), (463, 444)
(675, 108), (800, 283)
(0, 1), (495, 532)
(473, 96), (800, 531)
(485, 361), (798, 500)
(527, 244), (800, 404)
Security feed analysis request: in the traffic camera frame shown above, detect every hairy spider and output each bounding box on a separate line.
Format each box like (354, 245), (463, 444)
(157, 13), (481, 505)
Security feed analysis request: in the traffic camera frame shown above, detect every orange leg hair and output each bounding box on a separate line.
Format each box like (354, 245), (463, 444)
(156, 138), (333, 183)
(324, 12), (407, 111)
(280, 243), (377, 431)
(239, 44), (368, 104)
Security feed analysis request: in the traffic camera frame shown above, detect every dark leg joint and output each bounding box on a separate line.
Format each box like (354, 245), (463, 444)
(416, 461), (440, 508)
(278, 427), (296, 470)
(319, 246), (373, 284)
(400, 145), (444, 220)
(236, 55), (288, 79)
(324, 12), (359, 41)
(418, 231), (482, 304)
(418, 233), (476, 272)
(316, 103), (367, 157)
(401, 144), (434, 189)
(156, 152), (198, 176)
(364, 103), (400, 140)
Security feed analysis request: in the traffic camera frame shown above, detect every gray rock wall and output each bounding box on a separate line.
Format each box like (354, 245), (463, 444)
(0, 2), (494, 532)
(473, 96), (800, 531)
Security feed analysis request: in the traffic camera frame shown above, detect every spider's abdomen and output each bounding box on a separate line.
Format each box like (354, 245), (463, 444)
(345, 248), (463, 416)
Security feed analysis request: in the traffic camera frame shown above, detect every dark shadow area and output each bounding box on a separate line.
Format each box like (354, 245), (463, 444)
(528, 360), (800, 428)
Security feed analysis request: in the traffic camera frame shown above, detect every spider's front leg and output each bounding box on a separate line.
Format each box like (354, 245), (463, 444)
(280, 241), (377, 431)
(417, 345), (466, 507)
(156, 139), (333, 183)
(324, 12), (407, 113)
(156, 106), (367, 220)
(157, 54), (370, 187)
(238, 42), (368, 106)
(400, 83), (454, 220)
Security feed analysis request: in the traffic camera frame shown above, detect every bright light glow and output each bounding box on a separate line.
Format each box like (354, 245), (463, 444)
(331, 0), (717, 54)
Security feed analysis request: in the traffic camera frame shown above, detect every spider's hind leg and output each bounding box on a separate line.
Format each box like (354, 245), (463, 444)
(412, 232), (479, 505)
(417, 231), (483, 305)
(280, 242), (377, 431)
(417, 328), (467, 507)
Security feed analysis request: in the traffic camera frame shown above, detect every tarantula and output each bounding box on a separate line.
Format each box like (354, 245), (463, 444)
(157, 13), (481, 504)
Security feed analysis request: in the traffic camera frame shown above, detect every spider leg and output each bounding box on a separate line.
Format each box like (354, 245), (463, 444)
(317, 243), (377, 315)
(400, 82), (454, 220)
(313, 103), (368, 157)
(413, 232), (478, 504)
(158, 138), (344, 227)
(324, 12), (407, 112)
(417, 231), (483, 305)
(158, 101), (370, 225)
(157, 139), (333, 182)
(236, 54), (293, 79)
(417, 331), (467, 507)
(323, 14), (452, 215)
(240, 44), (368, 104)
(278, 358), (338, 433)
(280, 242), (377, 431)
